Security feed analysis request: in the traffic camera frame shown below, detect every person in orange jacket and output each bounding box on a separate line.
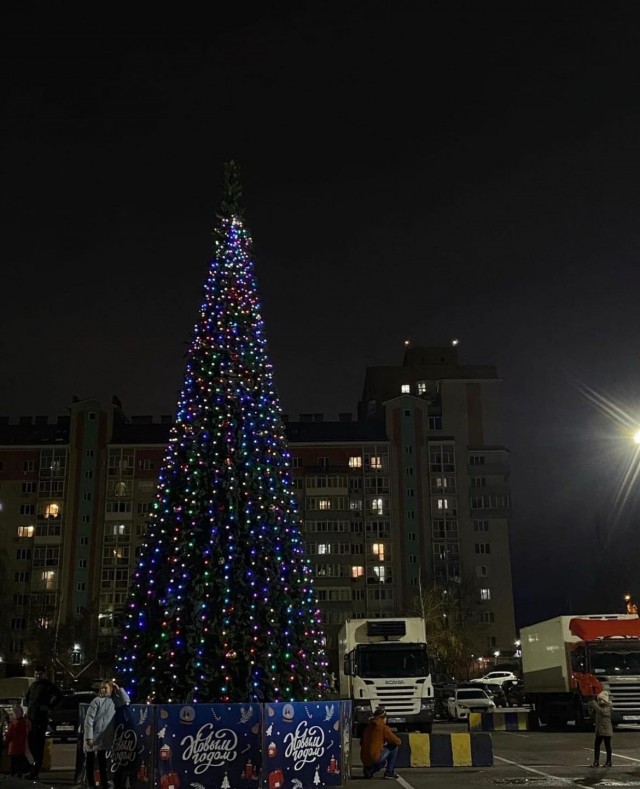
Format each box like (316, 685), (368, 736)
(360, 707), (401, 779)
(5, 705), (32, 778)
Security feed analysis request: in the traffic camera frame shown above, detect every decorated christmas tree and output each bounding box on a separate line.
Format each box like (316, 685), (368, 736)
(117, 163), (328, 703)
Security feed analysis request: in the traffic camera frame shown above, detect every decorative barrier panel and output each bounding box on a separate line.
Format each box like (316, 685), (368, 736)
(77, 701), (350, 789)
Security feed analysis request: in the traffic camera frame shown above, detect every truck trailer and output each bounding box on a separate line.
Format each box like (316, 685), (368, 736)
(338, 617), (434, 735)
(521, 614), (640, 728)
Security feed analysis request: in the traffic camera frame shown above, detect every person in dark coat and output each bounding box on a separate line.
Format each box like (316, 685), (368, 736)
(589, 690), (613, 767)
(24, 665), (63, 779)
(360, 707), (401, 779)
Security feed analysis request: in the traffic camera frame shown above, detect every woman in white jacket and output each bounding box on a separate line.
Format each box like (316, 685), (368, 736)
(84, 681), (130, 789)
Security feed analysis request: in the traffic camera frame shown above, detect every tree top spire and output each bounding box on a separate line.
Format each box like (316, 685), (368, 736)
(219, 160), (244, 219)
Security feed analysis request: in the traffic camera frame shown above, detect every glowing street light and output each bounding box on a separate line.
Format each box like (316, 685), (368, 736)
(634, 429), (640, 445)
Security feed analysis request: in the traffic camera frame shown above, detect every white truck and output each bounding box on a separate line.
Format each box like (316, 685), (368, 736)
(338, 617), (434, 735)
(521, 614), (640, 728)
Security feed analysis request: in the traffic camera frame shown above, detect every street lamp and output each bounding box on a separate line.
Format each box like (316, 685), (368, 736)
(634, 429), (640, 445)
(494, 650), (500, 667)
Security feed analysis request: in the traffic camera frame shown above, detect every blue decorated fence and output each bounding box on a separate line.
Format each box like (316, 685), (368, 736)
(78, 701), (351, 789)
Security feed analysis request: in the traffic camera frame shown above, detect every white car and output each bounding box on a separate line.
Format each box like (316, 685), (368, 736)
(447, 688), (496, 720)
(469, 670), (518, 686)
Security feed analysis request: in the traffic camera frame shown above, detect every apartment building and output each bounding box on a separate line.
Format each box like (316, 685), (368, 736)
(0, 347), (516, 678)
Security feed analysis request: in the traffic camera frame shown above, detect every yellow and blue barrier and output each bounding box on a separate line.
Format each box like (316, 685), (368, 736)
(468, 710), (529, 732)
(395, 732), (493, 767)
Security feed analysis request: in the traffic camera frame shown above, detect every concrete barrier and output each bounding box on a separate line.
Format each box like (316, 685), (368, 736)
(469, 710), (529, 732)
(395, 732), (493, 767)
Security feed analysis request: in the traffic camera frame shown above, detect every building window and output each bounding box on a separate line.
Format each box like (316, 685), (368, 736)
(23, 460), (35, 472)
(22, 482), (36, 494)
(80, 537), (89, 546)
(368, 456), (382, 470)
(19, 504), (35, 515)
(405, 446), (413, 454)
(407, 488), (415, 497)
(81, 515), (90, 524)
(480, 611), (495, 624)
(79, 560), (87, 569)
(372, 543), (386, 561)
(370, 498), (384, 515)
(86, 449), (94, 458)
(15, 571), (30, 583)
(17, 525), (34, 538)
(85, 470), (93, 479)
(139, 459), (154, 470)
(417, 381), (427, 395)
(318, 457), (329, 468)
(476, 565), (488, 577)
(474, 520), (489, 532)
(349, 456), (362, 468)
(83, 493), (92, 502)
(106, 501), (132, 514)
(409, 555), (417, 564)
(351, 565), (364, 578)
(77, 583), (86, 592)
(404, 409), (411, 417)
(10, 618), (26, 630)
(408, 531), (416, 541)
(401, 384), (410, 394)
(475, 543), (491, 555)
(88, 412), (97, 420)
(471, 477), (487, 488)
(437, 498), (449, 510)
(480, 588), (491, 601)
(469, 455), (485, 465)
(318, 499), (331, 510)
(16, 549), (32, 560)
(428, 416), (443, 430)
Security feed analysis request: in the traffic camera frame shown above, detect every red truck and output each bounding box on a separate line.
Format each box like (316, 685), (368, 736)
(521, 614), (640, 728)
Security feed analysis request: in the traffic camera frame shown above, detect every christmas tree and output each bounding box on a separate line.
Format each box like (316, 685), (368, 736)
(117, 162), (328, 703)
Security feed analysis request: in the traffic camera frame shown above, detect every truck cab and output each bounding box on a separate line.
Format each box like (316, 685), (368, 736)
(339, 617), (434, 735)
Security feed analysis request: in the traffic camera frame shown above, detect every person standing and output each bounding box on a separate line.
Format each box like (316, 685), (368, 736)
(590, 690), (613, 767)
(5, 705), (32, 777)
(24, 665), (63, 779)
(84, 680), (130, 789)
(360, 706), (401, 779)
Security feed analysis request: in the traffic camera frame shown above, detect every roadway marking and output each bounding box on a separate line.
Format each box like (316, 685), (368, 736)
(494, 755), (572, 783)
(396, 776), (415, 789)
(582, 747), (640, 763)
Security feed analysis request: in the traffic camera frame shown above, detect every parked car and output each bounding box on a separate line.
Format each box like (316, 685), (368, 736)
(469, 670), (518, 686)
(48, 691), (95, 742)
(447, 688), (496, 721)
(459, 680), (508, 707)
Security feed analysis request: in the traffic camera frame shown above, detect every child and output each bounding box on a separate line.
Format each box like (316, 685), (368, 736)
(5, 705), (32, 777)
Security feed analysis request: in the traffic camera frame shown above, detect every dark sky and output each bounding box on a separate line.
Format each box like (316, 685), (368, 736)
(3, 2), (640, 628)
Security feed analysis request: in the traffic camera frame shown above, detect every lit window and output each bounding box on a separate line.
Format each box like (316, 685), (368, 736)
(369, 456), (382, 470)
(115, 482), (128, 497)
(372, 543), (385, 561)
(480, 588), (491, 601)
(349, 456), (362, 468)
(401, 384), (410, 394)
(437, 498), (449, 510)
(371, 498), (384, 515)
(318, 499), (331, 510)
(351, 566), (364, 578)
(318, 544), (331, 555)
(41, 570), (56, 590)
(417, 381), (427, 395)
(45, 503), (60, 519)
(17, 525), (34, 538)
(373, 566), (387, 583)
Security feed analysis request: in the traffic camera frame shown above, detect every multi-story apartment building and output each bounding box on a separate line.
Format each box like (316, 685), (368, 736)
(0, 347), (516, 680)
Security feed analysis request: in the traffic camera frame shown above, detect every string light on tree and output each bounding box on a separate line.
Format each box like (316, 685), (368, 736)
(116, 162), (328, 703)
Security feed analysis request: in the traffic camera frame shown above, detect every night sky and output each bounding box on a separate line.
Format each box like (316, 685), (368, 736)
(3, 3), (640, 628)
